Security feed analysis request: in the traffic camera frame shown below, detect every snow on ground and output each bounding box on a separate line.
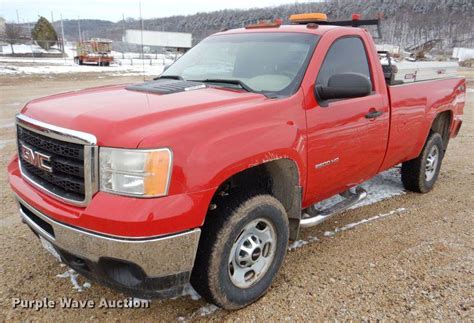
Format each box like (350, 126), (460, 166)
(56, 269), (91, 292)
(353, 167), (405, 208)
(0, 57), (168, 76)
(288, 236), (319, 251)
(1, 44), (62, 55)
(0, 51), (176, 76)
(175, 284), (220, 321)
(292, 167), (406, 249)
(177, 304), (220, 322)
(311, 167), (405, 212)
(179, 283), (201, 301)
(192, 304), (220, 317)
(323, 208), (407, 237)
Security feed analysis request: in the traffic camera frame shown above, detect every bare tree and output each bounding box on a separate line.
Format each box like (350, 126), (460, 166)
(5, 23), (23, 54)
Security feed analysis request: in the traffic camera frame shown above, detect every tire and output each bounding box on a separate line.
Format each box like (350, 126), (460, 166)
(191, 193), (289, 309)
(401, 132), (444, 193)
(78, 59), (83, 65)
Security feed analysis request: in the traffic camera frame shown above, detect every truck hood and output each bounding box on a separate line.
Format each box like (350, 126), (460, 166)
(21, 83), (266, 148)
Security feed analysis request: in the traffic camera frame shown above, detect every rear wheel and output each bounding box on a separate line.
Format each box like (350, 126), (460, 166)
(401, 132), (444, 193)
(191, 193), (289, 309)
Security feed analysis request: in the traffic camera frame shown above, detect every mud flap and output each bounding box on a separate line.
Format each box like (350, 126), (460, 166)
(288, 186), (302, 241)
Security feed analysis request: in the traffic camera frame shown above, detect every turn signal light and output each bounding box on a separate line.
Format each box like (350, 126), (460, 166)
(144, 150), (172, 196)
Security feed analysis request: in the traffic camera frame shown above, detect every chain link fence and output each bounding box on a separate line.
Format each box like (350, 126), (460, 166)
(0, 38), (182, 67)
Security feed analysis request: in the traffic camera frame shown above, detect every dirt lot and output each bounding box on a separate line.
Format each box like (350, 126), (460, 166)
(0, 70), (473, 321)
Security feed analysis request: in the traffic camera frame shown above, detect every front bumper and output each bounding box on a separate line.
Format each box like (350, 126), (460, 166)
(16, 194), (201, 298)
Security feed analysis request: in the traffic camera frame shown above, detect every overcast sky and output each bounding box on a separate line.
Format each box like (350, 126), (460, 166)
(1, 0), (302, 23)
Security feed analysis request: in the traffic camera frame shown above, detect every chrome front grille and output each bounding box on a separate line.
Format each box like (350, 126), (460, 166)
(16, 114), (98, 207)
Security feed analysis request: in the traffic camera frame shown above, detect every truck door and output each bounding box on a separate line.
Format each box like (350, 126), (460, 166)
(304, 34), (389, 205)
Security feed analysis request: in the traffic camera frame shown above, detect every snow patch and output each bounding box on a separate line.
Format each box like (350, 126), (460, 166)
(356, 167), (406, 208)
(323, 208), (407, 237)
(178, 303), (220, 321)
(288, 236), (319, 251)
(311, 168), (405, 212)
(56, 269), (91, 292)
(175, 285), (219, 321)
(195, 304), (219, 316)
(180, 283), (201, 300)
(0, 55), (175, 76)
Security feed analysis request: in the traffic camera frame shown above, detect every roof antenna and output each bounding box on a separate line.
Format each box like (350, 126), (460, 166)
(139, 0), (145, 81)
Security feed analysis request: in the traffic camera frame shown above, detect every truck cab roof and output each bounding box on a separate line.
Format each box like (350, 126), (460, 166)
(215, 24), (341, 37)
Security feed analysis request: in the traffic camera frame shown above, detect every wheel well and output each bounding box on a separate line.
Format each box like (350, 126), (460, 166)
(431, 111), (452, 150)
(209, 159), (302, 240)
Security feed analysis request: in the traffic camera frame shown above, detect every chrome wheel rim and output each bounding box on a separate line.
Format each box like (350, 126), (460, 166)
(425, 145), (439, 181)
(228, 218), (276, 288)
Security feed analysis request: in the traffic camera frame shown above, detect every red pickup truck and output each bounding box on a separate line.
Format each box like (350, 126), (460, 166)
(8, 15), (465, 309)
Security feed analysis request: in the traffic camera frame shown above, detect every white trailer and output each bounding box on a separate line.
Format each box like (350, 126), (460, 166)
(452, 47), (474, 62)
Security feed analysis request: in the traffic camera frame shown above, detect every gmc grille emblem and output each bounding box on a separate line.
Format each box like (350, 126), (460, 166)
(20, 144), (53, 173)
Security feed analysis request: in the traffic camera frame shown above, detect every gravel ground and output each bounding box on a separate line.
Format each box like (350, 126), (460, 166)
(0, 70), (473, 321)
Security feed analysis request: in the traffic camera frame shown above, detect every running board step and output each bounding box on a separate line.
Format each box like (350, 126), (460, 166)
(300, 187), (367, 228)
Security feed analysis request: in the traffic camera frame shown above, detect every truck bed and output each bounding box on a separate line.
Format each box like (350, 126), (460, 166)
(380, 77), (465, 171)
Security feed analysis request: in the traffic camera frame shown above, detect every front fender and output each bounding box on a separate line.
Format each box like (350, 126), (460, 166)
(191, 123), (306, 192)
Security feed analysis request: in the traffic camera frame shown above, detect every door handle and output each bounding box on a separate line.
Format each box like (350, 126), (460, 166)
(365, 109), (384, 119)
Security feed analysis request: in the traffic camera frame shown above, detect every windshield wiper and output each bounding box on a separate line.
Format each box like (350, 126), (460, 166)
(190, 79), (254, 93)
(153, 75), (183, 80)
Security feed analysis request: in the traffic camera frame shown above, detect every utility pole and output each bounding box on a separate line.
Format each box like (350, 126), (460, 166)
(139, 0), (145, 80)
(78, 16), (82, 42)
(122, 14), (126, 59)
(51, 11), (54, 24)
(25, 20), (35, 62)
(60, 14), (66, 60)
(16, 10), (20, 24)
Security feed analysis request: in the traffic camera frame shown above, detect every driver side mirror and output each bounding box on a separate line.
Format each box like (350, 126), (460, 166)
(315, 73), (372, 106)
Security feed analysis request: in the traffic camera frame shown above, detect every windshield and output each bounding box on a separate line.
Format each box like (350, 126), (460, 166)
(162, 32), (320, 97)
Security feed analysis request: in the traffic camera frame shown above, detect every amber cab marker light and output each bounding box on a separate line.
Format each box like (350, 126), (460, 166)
(245, 18), (283, 29)
(289, 12), (328, 23)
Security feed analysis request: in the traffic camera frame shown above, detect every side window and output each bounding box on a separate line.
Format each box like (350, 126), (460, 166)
(316, 37), (372, 88)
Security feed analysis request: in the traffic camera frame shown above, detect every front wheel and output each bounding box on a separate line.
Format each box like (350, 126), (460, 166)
(191, 194), (289, 309)
(401, 132), (444, 193)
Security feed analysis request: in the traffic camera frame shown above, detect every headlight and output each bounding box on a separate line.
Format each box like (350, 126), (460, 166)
(99, 147), (172, 197)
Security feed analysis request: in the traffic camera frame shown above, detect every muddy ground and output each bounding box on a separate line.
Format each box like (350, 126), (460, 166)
(0, 70), (473, 321)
